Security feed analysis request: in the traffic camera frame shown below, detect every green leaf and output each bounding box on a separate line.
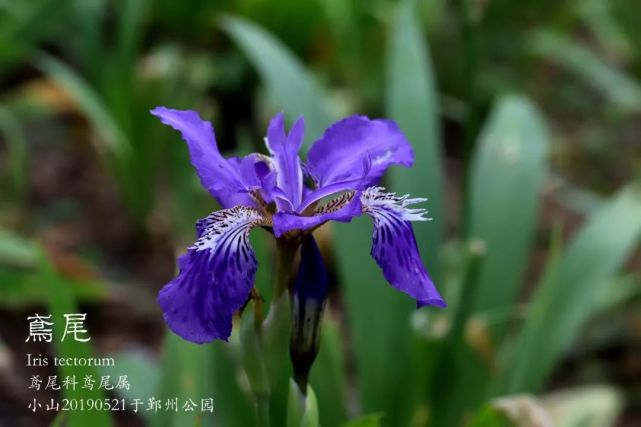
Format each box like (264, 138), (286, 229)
(287, 380), (319, 427)
(36, 248), (112, 427)
(0, 231), (106, 307)
(0, 107), (28, 196)
(335, 217), (416, 426)
(34, 53), (152, 221)
(428, 240), (491, 427)
(98, 351), (158, 425)
(261, 291), (292, 386)
(468, 95), (549, 316)
(0, 267), (106, 308)
(209, 341), (255, 427)
(240, 301), (270, 398)
(0, 0), (70, 72)
(528, 30), (641, 112)
(470, 395), (552, 427)
(309, 312), (347, 427)
(467, 405), (514, 427)
(220, 16), (334, 147)
(341, 413), (384, 427)
(579, 0), (634, 60)
(116, 0), (149, 69)
(499, 184), (641, 393)
(385, 0), (444, 279)
(261, 291), (292, 427)
(151, 333), (215, 427)
(325, 2), (450, 423)
(0, 228), (38, 268)
(34, 53), (132, 161)
(430, 96), (548, 426)
(98, 352), (159, 402)
(287, 380), (306, 427)
(50, 412), (66, 427)
(611, 0), (641, 55)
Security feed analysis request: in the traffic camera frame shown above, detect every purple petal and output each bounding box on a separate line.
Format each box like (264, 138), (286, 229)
(238, 153), (278, 203)
(151, 107), (253, 208)
(266, 113), (305, 210)
(361, 187), (445, 307)
(158, 207), (266, 343)
(272, 191), (362, 237)
(307, 116), (414, 189)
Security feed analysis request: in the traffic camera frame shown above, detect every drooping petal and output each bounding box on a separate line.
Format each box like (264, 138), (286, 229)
(151, 107), (253, 208)
(307, 116), (414, 189)
(265, 112), (305, 210)
(361, 187), (445, 307)
(272, 191), (362, 237)
(158, 206), (267, 343)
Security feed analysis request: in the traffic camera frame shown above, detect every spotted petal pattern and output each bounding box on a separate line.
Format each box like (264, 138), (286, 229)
(159, 207), (268, 343)
(152, 106), (447, 344)
(272, 190), (362, 237)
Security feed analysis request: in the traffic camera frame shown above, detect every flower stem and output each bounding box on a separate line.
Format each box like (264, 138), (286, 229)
(256, 395), (270, 427)
(240, 301), (271, 427)
(274, 239), (299, 296)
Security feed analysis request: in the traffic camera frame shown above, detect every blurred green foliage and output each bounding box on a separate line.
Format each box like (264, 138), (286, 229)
(1, 0), (641, 426)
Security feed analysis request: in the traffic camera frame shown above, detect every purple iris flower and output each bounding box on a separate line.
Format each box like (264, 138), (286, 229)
(151, 107), (445, 343)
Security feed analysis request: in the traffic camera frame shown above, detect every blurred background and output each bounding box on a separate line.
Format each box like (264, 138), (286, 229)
(1, 0), (641, 426)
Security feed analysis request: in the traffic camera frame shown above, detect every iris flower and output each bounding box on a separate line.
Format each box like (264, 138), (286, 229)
(151, 107), (445, 343)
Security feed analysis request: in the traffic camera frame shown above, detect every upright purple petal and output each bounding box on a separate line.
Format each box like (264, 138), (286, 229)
(237, 153), (278, 203)
(158, 206), (266, 343)
(307, 116), (414, 190)
(361, 187), (445, 307)
(151, 107), (253, 208)
(265, 113), (305, 210)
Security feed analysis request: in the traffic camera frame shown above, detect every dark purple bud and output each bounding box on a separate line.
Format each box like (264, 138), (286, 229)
(290, 234), (328, 393)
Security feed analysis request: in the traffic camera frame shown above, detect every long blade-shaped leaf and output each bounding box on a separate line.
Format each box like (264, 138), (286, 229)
(382, 0), (445, 422)
(0, 107), (27, 196)
(385, 0), (444, 280)
(528, 30), (641, 112)
(0, 0), (70, 72)
(34, 53), (154, 221)
(309, 313), (347, 427)
(429, 95), (549, 427)
(151, 334), (216, 427)
(335, 217), (417, 426)
(499, 184), (641, 393)
(37, 249), (112, 427)
(34, 54), (131, 161)
(220, 16), (333, 147)
(468, 95), (549, 315)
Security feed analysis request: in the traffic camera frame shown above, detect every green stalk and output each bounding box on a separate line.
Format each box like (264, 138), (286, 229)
(256, 395), (271, 427)
(274, 239), (299, 296)
(240, 302), (271, 427)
